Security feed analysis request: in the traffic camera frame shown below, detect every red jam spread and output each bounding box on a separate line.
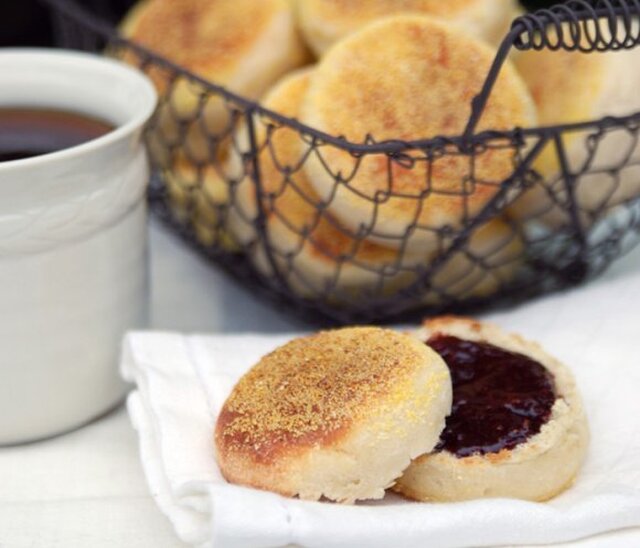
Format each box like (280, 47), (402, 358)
(427, 335), (556, 458)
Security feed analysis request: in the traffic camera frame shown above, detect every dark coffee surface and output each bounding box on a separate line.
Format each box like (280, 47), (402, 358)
(0, 108), (113, 162)
(427, 335), (556, 458)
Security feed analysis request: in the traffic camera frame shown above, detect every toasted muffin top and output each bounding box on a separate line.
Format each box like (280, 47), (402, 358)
(121, 0), (290, 82)
(515, 49), (605, 128)
(299, 15), (536, 235)
(304, 15), (534, 146)
(215, 327), (434, 463)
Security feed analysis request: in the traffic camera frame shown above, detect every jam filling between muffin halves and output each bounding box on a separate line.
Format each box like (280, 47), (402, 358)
(427, 335), (557, 458)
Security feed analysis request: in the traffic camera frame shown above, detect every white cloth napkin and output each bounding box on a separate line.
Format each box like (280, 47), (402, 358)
(121, 265), (640, 548)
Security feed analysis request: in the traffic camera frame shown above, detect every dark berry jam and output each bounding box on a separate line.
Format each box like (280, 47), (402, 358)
(427, 335), (556, 458)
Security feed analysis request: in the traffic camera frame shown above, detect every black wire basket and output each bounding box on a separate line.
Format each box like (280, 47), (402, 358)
(44, 0), (640, 324)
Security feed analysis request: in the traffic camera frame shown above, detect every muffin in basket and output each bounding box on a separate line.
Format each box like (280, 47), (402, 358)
(300, 15), (536, 252)
(120, 0), (308, 248)
(121, 0), (307, 138)
(511, 24), (640, 228)
(296, 0), (521, 56)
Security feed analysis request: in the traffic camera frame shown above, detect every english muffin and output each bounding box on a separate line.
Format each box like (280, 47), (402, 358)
(121, 0), (307, 128)
(511, 25), (640, 227)
(296, 0), (520, 56)
(228, 68), (426, 298)
(121, 0), (308, 173)
(215, 327), (452, 503)
(301, 15), (537, 251)
(395, 316), (589, 502)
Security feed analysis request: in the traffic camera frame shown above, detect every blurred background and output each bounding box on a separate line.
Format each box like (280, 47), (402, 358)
(0, 0), (563, 48)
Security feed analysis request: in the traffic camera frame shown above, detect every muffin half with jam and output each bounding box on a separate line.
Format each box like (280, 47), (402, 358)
(395, 316), (589, 502)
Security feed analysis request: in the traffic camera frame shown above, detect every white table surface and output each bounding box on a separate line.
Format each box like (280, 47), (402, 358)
(1, 218), (639, 548)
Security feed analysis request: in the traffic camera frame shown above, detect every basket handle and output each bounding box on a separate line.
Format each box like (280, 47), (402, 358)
(463, 0), (640, 139)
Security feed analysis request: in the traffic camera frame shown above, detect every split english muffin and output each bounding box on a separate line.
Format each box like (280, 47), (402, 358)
(510, 23), (640, 228)
(301, 15), (537, 252)
(295, 0), (521, 56)
(215, 327), (452, 503)
(395, 316), (589, 502)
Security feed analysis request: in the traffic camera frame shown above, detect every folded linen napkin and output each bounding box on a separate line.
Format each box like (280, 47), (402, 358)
(121, 264), (640, 548)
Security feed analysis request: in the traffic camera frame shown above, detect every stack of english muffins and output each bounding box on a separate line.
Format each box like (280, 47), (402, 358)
(120, 0), (640, 305)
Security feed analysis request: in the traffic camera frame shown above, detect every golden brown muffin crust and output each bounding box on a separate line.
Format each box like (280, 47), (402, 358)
(122, 0), (288, 80)
(300, 16), (535, 237)
(297, 0), (519, 55)
(305, 16), (532, 145)
(515, 49), (605, 128)
(216, 327), (430, 464)
(310, 0), (487, 18)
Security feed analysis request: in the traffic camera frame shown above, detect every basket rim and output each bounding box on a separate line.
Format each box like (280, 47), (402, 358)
(46, 0), (640, 155)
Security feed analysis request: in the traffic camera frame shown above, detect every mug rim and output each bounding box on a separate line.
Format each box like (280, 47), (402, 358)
(0, 48), (157, 172)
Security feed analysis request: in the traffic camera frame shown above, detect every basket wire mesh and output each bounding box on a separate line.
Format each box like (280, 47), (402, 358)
(43, 0), (640, 324)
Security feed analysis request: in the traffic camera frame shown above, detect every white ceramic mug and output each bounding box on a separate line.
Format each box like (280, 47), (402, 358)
(0, 49), (157, 444)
